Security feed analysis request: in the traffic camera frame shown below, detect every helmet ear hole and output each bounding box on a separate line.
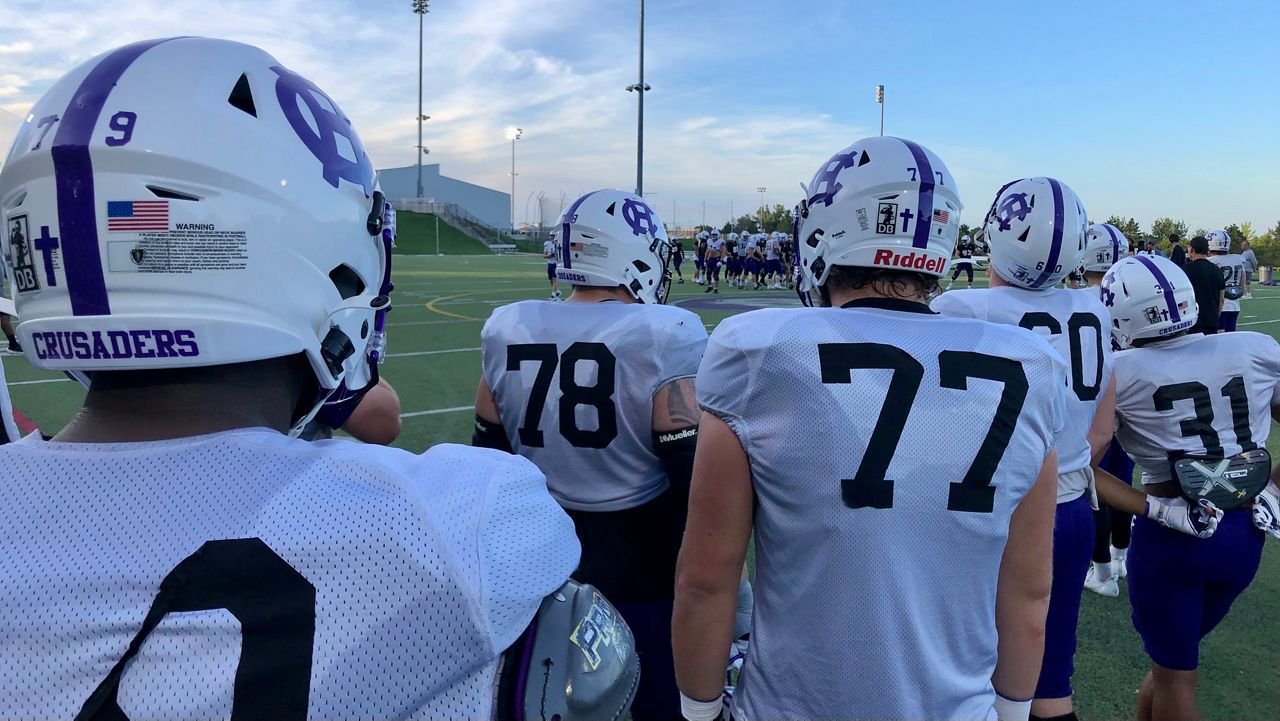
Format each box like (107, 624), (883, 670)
(329, 265), (366, 300)
(228, 73), (257, 117)
(633, 259), (651, 273)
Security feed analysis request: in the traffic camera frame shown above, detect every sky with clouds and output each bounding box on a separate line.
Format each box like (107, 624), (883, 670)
(1, 0), (1277, 232)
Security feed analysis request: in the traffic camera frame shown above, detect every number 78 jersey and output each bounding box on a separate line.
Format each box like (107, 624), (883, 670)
(481, 300), (708, 512)
(696, 302), (1067, 721)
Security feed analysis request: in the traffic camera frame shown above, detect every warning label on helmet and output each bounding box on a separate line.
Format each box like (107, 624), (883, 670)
(107, 227), (248, 273)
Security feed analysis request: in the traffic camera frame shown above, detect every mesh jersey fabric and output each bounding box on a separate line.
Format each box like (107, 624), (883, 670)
(0, 360), (19, 443)
(1207, 254), (1246, 312)
(0, 428), (578, 720)
(481, 300), (707, 511)
(933, 286), (1113, 500)
(1113, 331), (1280, 485)
(698, 303), (1067, 721)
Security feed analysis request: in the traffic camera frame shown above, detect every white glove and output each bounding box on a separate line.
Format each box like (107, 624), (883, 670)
(1252, 481), (1280, 539)
(993, 691), (1031, 721)
(1146, 496), (1221, 538)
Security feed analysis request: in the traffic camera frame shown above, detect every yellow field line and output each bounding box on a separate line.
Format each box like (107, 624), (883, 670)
(424, 292), (486, 321)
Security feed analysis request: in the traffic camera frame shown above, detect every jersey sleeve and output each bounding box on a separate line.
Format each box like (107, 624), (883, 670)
(929, 290), (976, 319)
(655, 310), (709, 389)
(696, 316), (754, 444)
(476, 449), (581, 653)
(1255, 334), (1280, 409)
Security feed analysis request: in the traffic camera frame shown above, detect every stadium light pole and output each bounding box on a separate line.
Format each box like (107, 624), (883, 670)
(505, 127), (522, 235)
(876, 84), (884, 136)
(757, 187), (767, 228)
(413, 0), (430, 198)
(626, 0), (650, 196)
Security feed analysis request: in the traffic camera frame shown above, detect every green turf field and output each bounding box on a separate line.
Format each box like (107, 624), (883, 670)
(5, 253), (1278, 720)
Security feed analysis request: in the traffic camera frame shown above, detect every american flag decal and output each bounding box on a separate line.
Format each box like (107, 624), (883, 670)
(932, 208), (950, 224)
(107, 201), (169, 231)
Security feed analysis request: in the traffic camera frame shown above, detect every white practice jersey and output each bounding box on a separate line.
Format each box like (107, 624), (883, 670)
(933, 286), (1112, 500)
(698, 300), (1066, 721)
(1114, 331), (1280, 485)
(0, 429), (578, 720)
(0, 360), (20, 443)
(765, 240), (780, 260)
(736, 240), (749, 257)
(543, 239), (559, 264)
(1208, 253), (1245, 312)
(482, 300), (707, 512)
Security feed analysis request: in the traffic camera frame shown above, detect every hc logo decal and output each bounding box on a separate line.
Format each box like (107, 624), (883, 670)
(621, 199), (659, 236)
(996, 192), (1032, 232)
(271, 65), (375, 196)
(808, 150), (858, 207)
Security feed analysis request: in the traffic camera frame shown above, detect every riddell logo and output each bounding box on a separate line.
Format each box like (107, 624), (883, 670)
(872, 248), (944, 273)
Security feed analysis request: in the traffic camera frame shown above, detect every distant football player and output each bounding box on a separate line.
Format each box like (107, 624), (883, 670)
(1205, 229), (1245, 331)
(763, 232), (784, 288)
(672, 238), (686, 283)
(475, 190), (706, 720)
(1098, 255), (1272, 721)
(934, 177), (1113, 720)
(675, 137), (1065, 721)
(744, 236), (763, 289)
(734, 232), (750, 288)
(0, 38), (581, 719)
(1079, 223), (1135, 598)
(544, 233), (562, 300)
(946, 233), (978, 290)
(704, 229), (724, 293)
(694, 230), (708, 284)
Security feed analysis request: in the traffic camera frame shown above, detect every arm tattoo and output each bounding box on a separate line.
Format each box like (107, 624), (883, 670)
(664, 380), (701, 428)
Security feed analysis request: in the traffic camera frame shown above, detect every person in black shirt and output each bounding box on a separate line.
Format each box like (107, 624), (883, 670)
(1168, 234), (1186, 267)
(1183, 236), (1226, 334)
(945, 234), (977, 290)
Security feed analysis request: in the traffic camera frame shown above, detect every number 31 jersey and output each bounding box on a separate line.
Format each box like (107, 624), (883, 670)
(933, 286), (1112, 498)
(481, 300), (708, 512)
(0, 429), (579, 719)
(697, 299), (1067, 721)
(1113, 331), (1280, 485)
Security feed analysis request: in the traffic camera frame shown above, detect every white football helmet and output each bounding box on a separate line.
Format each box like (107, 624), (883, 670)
(556, 189), (672, 304)
(697, 230), (710, 242)
(1206, 229), (1231, 252)
(983, 177), (1087, 289)
(729, 232), (739, 241)
(1100, 255), (1198, 349)
(0, 37), (392, 432)
(1082, 223), (1130, 273)
(795, 136), (962, 303)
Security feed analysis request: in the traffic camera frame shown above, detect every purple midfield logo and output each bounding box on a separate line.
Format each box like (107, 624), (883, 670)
(621, 199), (658, 236)
(808, 150), (858, 207)
(31, 329), (199, 361)
(996, 192), (1032, 231)
(271, 65), (374, 196)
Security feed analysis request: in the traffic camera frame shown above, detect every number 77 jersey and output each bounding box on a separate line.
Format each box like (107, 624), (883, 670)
(696, 300), (1068, 721)
(481, 300), (708, 511)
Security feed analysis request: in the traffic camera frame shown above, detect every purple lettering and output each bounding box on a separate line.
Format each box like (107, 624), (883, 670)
(174, 330), (198, 357)
(91, 332), (111, 360)
(71, 332), (91, 359)
(153, 329), (176, 358)
(31, 333), (46, 360)
(129, 329), (155, 359)
(106, 331), (132, 359)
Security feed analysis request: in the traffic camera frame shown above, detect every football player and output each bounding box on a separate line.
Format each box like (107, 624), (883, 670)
(734, 232), (750, 288)
(945, 233), (978, 290)
(694, 230), (708, 284)
(725, 232), (741, 289)
(933, 177), (1113, 721)
(1097, 255), (1272, 721)
(1205, 229), (1245, 332)
(0, 38), (581, 719)
(474, 190), (707, 720)
(744, 236), (763, 289)
(704, 229), (724, 293)
(674, 137), (1065, 721)
(763, 232), (784, 289)
(544, 233), (562, 300)
(671, 237), (686, 283)
(1079, 223), (1135, 598)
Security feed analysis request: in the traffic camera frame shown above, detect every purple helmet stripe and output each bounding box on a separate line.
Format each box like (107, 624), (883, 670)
(897, 138), (936, 250)
(1102, 223), (1120, 263)
(1133, 255), (1181, 322)
(51, 38), (177, 316)
(560, 190), (602, 270)
(1031, 178), (1066, 288)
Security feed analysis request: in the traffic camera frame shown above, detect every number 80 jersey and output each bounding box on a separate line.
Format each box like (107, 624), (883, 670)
(481, 300), (708, 512)
(696, 299), (1067, 721)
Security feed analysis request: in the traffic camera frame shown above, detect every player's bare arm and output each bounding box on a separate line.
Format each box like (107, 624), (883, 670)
(1088, 372), (1117, 464)
(992, 449), (1057, 712)
(672, 413), (752, 715)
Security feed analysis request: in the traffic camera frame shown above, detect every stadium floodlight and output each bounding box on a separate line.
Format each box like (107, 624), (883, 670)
(505, 127), (523, 234)
(627, 0), (649, 195)
(413, 0), (430, 198)
(876, 84), (884, 136)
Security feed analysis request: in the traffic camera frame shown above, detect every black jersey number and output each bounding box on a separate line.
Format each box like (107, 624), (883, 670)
(819, 343), (1028, 514)
(1153, 376), (1256, 456)
(1018, 311), (1104, 401)
(77, 538), (315, 721)
(506, 342), (618, 449)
